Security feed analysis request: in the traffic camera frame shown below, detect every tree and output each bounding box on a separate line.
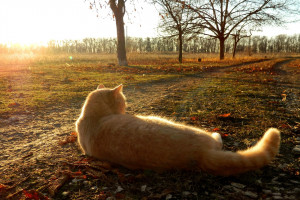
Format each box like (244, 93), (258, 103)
(87, 0), (128, 66)
(153, 0), (197, 63)
(186, 0), (300, 60)
(275, 34), (287, 52)
(231, 29), (251, 58)
(146, 37), (152, 52)
(258, 36), (268, 53)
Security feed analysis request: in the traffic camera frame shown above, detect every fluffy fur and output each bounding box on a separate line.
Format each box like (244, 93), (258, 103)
(76, 84), (281, 176)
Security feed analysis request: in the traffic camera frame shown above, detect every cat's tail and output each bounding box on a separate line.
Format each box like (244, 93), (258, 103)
(201, 128), (280, 176)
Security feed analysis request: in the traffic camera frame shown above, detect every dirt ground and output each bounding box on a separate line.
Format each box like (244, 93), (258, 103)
(0, 58), (299, 200)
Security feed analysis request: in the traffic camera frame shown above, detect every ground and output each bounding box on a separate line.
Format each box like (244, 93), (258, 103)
(0, 53), (299, 200)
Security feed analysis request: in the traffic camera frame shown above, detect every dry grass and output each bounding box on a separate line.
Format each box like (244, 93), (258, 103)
(0, 52), (293, 118)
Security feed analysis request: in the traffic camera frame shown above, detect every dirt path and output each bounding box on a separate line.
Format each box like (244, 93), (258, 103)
(1, 58), (299, 200)
(124, 59), (271, 116)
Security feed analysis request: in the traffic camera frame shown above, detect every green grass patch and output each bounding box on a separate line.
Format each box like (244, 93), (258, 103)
(1, 52), (268, 117)
(0, 54), (181, 117)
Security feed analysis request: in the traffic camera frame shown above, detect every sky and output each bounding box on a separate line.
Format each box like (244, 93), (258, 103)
(0, 0), (299, 46)
(0, 0), (159, 45)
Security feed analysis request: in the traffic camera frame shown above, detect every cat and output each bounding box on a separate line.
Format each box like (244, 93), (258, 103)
(75, 84), (281, 176)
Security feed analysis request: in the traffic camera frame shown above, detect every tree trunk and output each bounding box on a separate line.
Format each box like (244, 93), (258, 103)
(178, 32), (183, 63)
(115, 14), (128, 66)
(219, 37), (225, 60)
(232, 43), (237, 58)
(248, 35), (252, 56)
(232, 36), (238, 58)
(110, 0), (128, 66)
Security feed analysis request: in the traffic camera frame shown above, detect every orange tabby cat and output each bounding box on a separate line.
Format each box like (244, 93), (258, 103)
(76, 84), (281, 176)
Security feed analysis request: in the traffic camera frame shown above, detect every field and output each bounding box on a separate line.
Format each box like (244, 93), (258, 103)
(0, 52), (299, 200)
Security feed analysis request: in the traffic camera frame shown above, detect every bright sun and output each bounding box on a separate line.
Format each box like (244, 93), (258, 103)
(0, 0), (160, 47)
(0, 1), (52, 46)
(0, 0), (112, 46)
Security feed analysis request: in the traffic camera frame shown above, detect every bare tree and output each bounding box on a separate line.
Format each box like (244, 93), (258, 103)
(153, 0), (197, 63)
(87, 0), (128, 66)
(231, 29), (251, 58)
(186, 0), (300, 60)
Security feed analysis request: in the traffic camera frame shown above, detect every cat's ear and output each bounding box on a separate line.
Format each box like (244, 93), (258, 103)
(97, 84), (105, 89)
(113, 84), (123, 96)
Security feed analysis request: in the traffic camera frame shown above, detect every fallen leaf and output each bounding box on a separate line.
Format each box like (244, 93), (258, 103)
(221, 133), (229, 137)
(268, 101), (279, 105)
(73, 170), (82, 176)
(70, 132), (77, 136)
(23, 190), (49, 200)
(8, 102), (20, 108)
(212, 128), (220, 132)
(191, 116), (199, 121)
(218, 113), (231, 118)
(74, 157), (90, 164)
(58, 132), (77, 146)
(124, 75), (135, 80)
(0, 183), (8, 191)
(190, 116), (198, 121)
(23, 190), (39, 200)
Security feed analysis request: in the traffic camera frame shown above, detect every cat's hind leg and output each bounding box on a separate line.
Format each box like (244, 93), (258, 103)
(212, 132), (223, 149)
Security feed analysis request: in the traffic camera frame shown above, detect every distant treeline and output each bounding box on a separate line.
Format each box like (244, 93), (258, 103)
(1, 34), (300, 54)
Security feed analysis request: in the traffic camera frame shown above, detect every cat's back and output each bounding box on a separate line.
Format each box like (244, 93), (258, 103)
(97, 114), (210, 141)
(99, 114), (177, 132)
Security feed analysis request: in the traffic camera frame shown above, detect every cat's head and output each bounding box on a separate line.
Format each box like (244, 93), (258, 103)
(83, 84), (126, 117)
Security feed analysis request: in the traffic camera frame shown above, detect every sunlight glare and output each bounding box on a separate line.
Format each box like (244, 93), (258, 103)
(0, 0), (114, 46)
(0, 0), (159, 47)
